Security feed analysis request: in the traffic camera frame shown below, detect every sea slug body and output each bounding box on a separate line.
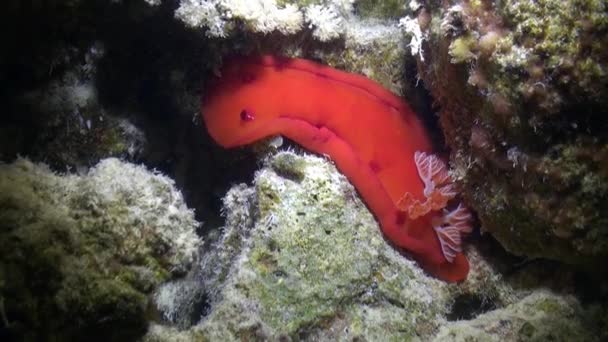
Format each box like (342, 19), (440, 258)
(202, 55), (473, 282)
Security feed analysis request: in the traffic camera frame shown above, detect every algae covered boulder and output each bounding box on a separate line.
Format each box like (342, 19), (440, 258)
(180, 151), (450, 340)
(434, 290), (597, 342)
(0, 158), (201, 341)
(404, 0), (608, 266)
(146, 151), (604, 341)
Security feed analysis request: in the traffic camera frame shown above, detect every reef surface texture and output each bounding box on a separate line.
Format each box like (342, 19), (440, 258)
(406, 0), (608, 266)
(0, 158), (201, 341)
(145, 152), (602, 341)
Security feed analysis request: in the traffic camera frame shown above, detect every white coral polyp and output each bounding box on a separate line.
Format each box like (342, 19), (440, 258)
(175, 0), (227, 37)
(305, 5), (344, 42)
(399, 16), (425, 61)
(220, 0), (303, 34)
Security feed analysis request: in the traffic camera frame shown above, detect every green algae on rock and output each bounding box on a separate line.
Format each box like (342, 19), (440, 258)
(434, 290), (598, 342)
(147, 151), (451, 340)
(201, 151), (448, 339)
(145, 151), (604, 341)
(354, 0), (408, 20)
(0, 158), (201, 341)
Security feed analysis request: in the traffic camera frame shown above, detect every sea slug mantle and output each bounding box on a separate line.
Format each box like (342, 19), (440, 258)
(201, 55), (472, 282)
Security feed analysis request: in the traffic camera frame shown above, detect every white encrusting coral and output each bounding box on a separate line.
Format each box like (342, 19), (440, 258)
(175, 0), (227, 37)
(175, 0), (356, 40)
(305, 5), (343, 41)
(304, 0), (354, 41)
(398, 15), (425, 61)
(222, 0), (303, 34)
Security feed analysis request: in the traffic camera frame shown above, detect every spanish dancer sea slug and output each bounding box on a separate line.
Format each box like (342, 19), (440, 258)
(202, 55), (473, 282)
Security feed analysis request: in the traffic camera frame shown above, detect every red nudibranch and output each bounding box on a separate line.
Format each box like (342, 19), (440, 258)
(201, 55), (473, 282)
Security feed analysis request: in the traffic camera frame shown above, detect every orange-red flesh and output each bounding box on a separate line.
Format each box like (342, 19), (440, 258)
(201, 55), (469, 282)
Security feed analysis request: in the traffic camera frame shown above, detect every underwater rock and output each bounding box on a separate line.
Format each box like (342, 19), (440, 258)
(434, 290), (596, 342)
(6, 42), (146, 168)
(315, 20), (414, 99)
(0, 0), (164, 167)
(151, 151), (450, 340)
(355, 0), (408, 20)
(173, 0), (424, 102)
(0, 158), (201, 341)
(146, 151), (603, 341)
(174, 0), (413, 39)
(403, 0), (608, 266)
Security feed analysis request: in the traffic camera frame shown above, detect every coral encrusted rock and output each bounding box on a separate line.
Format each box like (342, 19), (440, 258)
(403, 0), (608, 266)
(0, 158), (201, 341)
(145, 151), (603, 341)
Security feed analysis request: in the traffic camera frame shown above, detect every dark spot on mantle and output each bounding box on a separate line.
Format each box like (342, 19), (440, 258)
(369, 160), (381, 173)
(395, 211), (406, 225)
